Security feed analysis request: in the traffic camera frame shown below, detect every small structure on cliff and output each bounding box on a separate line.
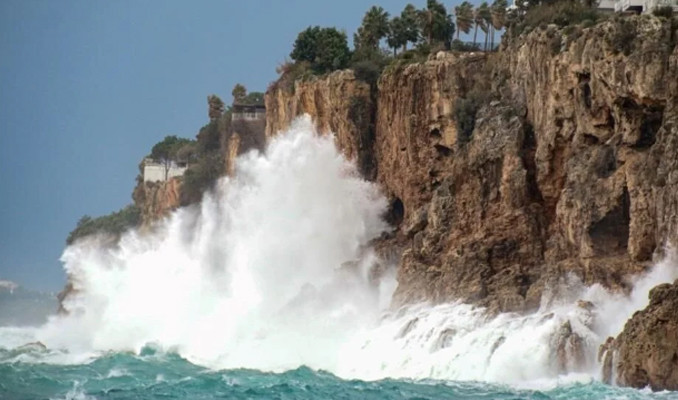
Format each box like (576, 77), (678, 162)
(231, 103), (266, 122)
(614, 0), (678, 12)
(142, 158), (187, 183)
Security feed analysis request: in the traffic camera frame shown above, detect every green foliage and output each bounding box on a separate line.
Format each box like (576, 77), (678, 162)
(400, 4), (421, 46)
(290, 26), (351, 74)
(450, 39), (481, 51)
(230, 84), (263, 105)
(384, 47), (429, 72)
(606, 18), (637, 55)
(419, 0), (456, 48)
(241, 92), (264, 105)
(272, 60), (313, 93)
(352, 60), (383, 87)
(474, 2), (491, 45)
(231, 84), (247, 103)
(387, 16), (408, 54)
(490, 0), (509, 30)
(454, 89), (490, 143)
(151, 136), (194, 165)
(652, 5), (674, 19)
(196, 120), (221, 155)
(523, 1), (601, 30)
(207, 94), (225, 120)
(67, 205), (141, 245)
(180, 153), (224, 205)
(455, 1), (475, 36)
(355, 6), (391, 51)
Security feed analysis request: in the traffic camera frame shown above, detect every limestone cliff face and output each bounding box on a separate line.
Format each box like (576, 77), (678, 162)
(266, 70), (376, 179)
(132, 178), (182, 226)
(265, 16), (678, 316)
(394, 16), (678, 313)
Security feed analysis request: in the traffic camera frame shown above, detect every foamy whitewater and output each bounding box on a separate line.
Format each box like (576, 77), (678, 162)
(2, 116), (678, 399)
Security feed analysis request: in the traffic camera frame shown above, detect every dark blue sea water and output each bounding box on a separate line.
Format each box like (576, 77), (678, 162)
(1, 349), (677, 400)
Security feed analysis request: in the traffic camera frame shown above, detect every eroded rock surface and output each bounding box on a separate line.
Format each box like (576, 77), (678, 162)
(612, 279), (678, 391)
(265, 16), (678, 316)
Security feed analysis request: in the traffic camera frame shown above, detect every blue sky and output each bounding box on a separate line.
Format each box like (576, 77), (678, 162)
(0, 0), (485, 292)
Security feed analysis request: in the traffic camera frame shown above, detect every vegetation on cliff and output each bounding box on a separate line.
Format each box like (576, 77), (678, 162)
(66, 205), (141, 245)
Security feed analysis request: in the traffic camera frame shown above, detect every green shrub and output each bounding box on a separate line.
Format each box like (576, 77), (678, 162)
(524, 2), (600, 30)
(351, 59), (384, 87)
(180, 153), (224, 205)
(454, 89), (490, 144)
(271, 61), (313, 93)
(607, 19), (637, 55)
(581, 19), (597, 29)
(652, 5), (674, 19)
(450, 39), (482, 52)
(67, 205), (141, 245)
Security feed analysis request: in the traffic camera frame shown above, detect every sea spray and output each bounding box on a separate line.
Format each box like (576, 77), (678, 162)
(2, 116), (677, 390)
(38, 116), (392, 371)
(337, 251), (678, 385)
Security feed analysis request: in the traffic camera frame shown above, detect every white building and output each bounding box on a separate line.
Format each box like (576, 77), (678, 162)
(142, 158), (187, 183)
(614, 0), (678, 12)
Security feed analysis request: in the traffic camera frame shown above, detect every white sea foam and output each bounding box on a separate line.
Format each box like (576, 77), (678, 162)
(1, 116), (676, 387)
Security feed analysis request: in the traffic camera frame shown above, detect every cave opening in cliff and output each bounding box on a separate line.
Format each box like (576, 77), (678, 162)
(588, 187), (630, 256)
(578, 72), (592, 109)
(635, 106), (663, 149)
(385, 197), (405, 227)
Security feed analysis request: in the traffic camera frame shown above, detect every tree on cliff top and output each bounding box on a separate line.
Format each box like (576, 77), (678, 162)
(150, 135), (194, 180)
(207, 94), (225, 121)
(291, 26), (350, 74)
(419, 0), (455, 48)
(400, 4), (421, 49)
(354, 6), (390, 52)
(231, 84), (247, 104)
(454, 1), (474, 39)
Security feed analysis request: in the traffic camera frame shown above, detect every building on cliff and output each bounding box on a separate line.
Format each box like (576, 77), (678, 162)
(231, 103), (265, 122)
(142, 158), (187, 183)
(614, 0), (678, 12)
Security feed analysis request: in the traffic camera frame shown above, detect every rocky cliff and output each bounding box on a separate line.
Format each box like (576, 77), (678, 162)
(132, 178), (183, 226)
(267, 16), (678, 316)
(266, 70), (377, 179)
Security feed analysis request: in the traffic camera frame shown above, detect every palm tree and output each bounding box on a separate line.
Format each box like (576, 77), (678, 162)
(476, 2), (491, 50)
(481, 2), (494, 50)
(419, 0), (454, 47)
(473, 3), (489, 47)
(454, 1), (474, 40)
(490, 0), (508, 50)
(357, 6), (390, 51)
(400, 4), (420, 50)
(387, 17), (405, 55)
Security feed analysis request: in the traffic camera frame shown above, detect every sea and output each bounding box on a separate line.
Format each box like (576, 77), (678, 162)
(2, 117), (677, 400)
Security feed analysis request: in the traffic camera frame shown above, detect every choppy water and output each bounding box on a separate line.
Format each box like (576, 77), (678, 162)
(2, 348), (677, 400)
(2, 117), (678, 399)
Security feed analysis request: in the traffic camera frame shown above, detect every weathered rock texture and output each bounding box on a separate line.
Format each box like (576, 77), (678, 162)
(611, 279), (678, 391)
(265, 16), (678, 316)
(132, 178), (182, 226)
(266, 70), (377, 179)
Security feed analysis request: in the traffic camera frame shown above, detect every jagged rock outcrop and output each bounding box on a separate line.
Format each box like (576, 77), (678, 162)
(265, 16), (678, 316)
(608, 279), (678, 391)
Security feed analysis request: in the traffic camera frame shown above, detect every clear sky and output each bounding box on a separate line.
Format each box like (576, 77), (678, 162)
(0, 0), (484, 292)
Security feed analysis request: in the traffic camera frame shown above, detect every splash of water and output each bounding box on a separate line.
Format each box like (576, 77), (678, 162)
(39, 116), (392, 372)
(4, 116), (677, 388)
